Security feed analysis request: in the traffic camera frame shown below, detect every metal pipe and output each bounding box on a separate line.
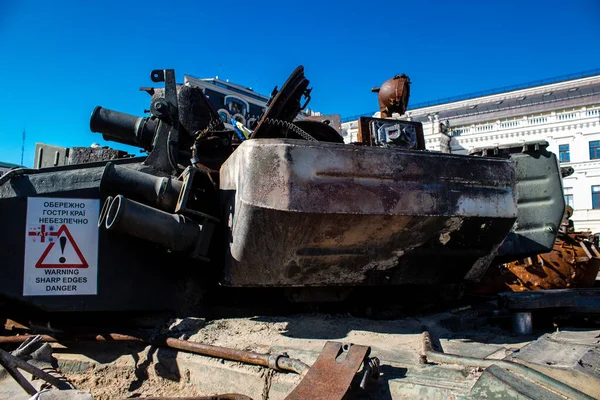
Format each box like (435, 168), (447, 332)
(105, 195), (206, 255)
(90, 106), (156, 149)
(98, 196), (113, 228)
(101, 163), (183, 212)
(0, 334), (310, 376)
(0, 349), (37, 395)
(420, 331), (593, 400)
(512, 312), (532, 335)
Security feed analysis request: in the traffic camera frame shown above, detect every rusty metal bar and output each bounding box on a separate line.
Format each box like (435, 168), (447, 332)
(0, 348), (72, 393)
(420, 331), (593, 400)
(0, 334), (309, 376)
(285, 341), (371, 400)
(0, 349), (37, 396)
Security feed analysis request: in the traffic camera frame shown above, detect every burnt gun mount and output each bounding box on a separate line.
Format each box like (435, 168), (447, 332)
(90, 70), (226, 261)
(90, 68), (346, 263)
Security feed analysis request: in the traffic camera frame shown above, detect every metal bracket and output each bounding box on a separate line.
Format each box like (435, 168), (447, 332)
(175, 166), (220, 222)
(285, 341), (372, 400)
(144, 69), (180, 174)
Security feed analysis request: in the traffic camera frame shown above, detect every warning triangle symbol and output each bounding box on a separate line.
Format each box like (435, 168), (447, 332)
(35, 224), (89, 268)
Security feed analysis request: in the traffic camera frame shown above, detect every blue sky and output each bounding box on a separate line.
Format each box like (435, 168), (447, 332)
(1, 0), (599, 167)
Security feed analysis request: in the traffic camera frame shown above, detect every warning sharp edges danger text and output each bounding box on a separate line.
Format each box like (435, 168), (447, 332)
(23, 197), (100, 296)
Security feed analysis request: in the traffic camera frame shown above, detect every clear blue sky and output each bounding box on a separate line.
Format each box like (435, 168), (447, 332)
(1, 0), (599, 167)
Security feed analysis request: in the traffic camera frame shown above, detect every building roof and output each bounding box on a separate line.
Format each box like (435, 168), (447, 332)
(342, 68), (600, 122)
(409, 77), (600, 125)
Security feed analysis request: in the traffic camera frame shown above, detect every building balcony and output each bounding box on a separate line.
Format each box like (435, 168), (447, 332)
(447, 107), (600, 138)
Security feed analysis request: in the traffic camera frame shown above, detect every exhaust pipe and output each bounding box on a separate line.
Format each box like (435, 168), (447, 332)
(101, 162), (183, 212)
(90, 106), (157, 149)
(105, 195), (213, 258)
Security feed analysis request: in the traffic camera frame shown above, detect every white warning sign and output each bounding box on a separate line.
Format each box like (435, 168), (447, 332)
(23, 198), (99, 296)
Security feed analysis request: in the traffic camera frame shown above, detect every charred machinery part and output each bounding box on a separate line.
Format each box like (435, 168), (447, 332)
(104, 195), (214, 259)
(372, 74), (411, 118)
(420, 331), (593, 400)
(90, 106), (158, 150)
(0, 334), (310, 376)
(101, 162), (183, 212)
(177, 84), (225, 136)
(175, 166), (220, 221)
(305, 114), (342, 133)
(497, 288), (600, 313)
(92, 69), (227, 175)
(512, 311), (533, 335)
(357, 117), (425, 149)
(291, 120), (344, 143)
(143, 69), (180, 174)
(285, 341), (374, 400)
(250, 66), (312, 140)
(359, 357), (380, 390)
(470, 142), (564, 267)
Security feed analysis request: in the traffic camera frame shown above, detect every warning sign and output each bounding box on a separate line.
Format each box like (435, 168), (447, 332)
(23, 198), (99, 296)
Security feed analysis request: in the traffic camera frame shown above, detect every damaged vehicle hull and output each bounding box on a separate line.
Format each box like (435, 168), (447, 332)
(221, 139), (517, 287)
(0, 67), (564, 313)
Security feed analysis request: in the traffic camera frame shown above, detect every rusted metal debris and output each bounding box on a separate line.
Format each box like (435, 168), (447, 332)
(0, 333), (310, 376)
(372, 74), (411, 117)
(475, 209), (600, 294)
(250, 66), (312, 140)
(0, 334), (378, 399)
(284, 342), (375, 400)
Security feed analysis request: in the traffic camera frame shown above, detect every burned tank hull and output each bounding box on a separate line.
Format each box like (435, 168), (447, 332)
(220, 139), (518, 287)
(0, 67), (565, 314)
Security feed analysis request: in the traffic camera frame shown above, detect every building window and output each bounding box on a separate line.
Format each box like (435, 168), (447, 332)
(224, 96), (249, 117)
(559, 144), (570, 162)
(217, 109), (230, 123)
(593, 186), (600, 209)
(564, 187), (574, 208)
(590, 140), (600, 160)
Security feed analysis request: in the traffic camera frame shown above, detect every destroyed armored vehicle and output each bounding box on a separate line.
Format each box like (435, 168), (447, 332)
(0, 67), (565, 314)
